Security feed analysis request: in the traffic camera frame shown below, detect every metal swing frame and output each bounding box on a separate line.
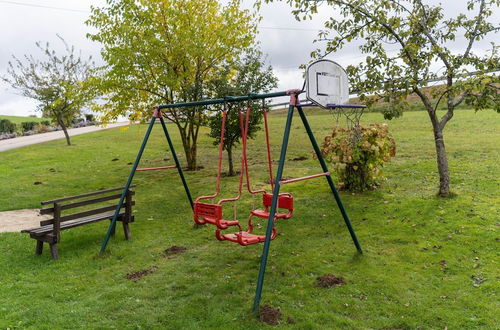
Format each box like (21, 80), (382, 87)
(99, 89), (363, 312)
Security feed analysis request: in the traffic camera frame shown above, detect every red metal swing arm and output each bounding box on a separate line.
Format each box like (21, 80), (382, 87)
(218, 108), (247, 205)
(279, 172), (330, 185)
(136, 165), (177, 172)
(262, 103), (275, 191)
(195, 107), (227, 203)
(241, 105), (266, 195)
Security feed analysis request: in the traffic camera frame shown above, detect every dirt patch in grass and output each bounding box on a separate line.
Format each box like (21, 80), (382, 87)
(164, 245), (187, 257)
(289, 156), (308, 161)
(125, 266), (158, 282)
(259, 305), (282, 326)
(315, 274), (345, 288)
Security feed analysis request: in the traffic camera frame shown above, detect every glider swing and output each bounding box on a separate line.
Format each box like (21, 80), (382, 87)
(100, 59), (363, 312)
(194, 100), (294, 246)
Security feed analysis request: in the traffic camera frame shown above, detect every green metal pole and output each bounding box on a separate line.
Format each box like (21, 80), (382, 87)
(100, 117), (157, 253)
(252, 104), (295, 312)
(159, 117), (193, 209)
(296, 106), (362, 253)
(158, 91), (294, 110)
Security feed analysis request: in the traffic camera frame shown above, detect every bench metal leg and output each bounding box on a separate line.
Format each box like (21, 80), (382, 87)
(123, 222), (131, 240)
(35, 240), (43, 255)
(49, 243), (59, 260)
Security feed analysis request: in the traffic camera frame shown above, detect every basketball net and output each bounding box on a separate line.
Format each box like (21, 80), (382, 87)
(329, 106), (365, 147)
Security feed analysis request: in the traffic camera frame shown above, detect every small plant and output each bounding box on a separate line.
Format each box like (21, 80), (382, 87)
(0, 132), (17, 140)
(320, 123), (396, 191)
(84, 114), (95, 122)
(21, 121), (39, 132)
(40, 120), (51, 126)
(35, 124), (51, 134)
(0, 119), (17, 134)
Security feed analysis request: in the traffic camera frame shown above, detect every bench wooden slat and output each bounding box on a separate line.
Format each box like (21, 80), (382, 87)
(39, 201), (135, 226)
(40, 191), (137, 214)
(25, 211), (127, 236)
(40, 186), (135, 205)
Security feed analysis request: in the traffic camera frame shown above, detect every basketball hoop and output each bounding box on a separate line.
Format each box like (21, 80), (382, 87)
(306, 59), (349, 107)
(305, 59), (365, 146)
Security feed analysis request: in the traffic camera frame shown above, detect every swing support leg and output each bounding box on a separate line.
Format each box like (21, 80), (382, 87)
(159, 117), (194, 209)
(296, 106), (362, 254)
(100, 110), (193, 253)
(100, 117), (157, 253)
(253, 103), (295, 312)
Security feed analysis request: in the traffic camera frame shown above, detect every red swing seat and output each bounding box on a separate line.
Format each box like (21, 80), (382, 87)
(251, 192), (294, 220)
(193, 202), (239, 229)
(216, 227), (277, 246)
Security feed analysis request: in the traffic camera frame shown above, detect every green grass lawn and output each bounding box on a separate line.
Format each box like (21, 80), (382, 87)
(0, 109), (498, 329)
(0, 115), (44, 125)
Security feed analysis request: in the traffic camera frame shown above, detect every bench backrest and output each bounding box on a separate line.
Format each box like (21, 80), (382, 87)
(39, 187), (135, 226)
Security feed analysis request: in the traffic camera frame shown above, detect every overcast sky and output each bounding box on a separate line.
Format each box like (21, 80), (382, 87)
(0, 0), (498, 117)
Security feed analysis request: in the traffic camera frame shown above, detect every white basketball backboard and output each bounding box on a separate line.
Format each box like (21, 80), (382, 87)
(306, 59), (349, 108)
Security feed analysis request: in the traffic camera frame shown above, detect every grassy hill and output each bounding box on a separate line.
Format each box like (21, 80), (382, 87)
(0, 109), (498, 328)
(0, 115), (45, 125)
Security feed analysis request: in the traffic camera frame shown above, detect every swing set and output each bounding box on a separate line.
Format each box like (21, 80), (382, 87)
(99, 59), (364, 311)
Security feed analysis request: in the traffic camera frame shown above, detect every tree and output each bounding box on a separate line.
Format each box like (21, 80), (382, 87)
(2, 37), (96, 146)
(259, 0), (499, 197)
(208, 50), (278, 176)
(87, 0), (257, 170)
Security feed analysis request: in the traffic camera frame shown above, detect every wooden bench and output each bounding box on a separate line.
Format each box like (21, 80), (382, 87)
(21, 187), (135, 259)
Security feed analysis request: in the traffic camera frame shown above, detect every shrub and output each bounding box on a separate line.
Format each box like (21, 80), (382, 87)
(72, 118), (85, 125)
(21, 121), (39, 132)
(35, 124), (50, 134)
(0, 132), (17, 140)
(73, 121), (87, 128)
(320, 123), (396, 191)
(40, 120), (51, 126)
(0, 119), (17, 133)
(85, 114), (95, 122)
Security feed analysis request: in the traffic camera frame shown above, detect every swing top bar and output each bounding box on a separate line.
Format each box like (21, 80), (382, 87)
(156, 90), (366, 111)
(157, 90), (303, 110)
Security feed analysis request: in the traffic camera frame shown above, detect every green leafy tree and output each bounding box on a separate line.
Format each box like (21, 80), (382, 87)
(87, 0), (257, 170)
(208, 50), (278, 176)
(260, 0), (499, 197)
(2, 37), (96, 145)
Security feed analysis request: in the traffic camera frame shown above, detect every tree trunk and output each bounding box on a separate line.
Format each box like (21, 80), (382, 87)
(418, 88), (452, 198)
(57, 117), (71, 146)
(432, 126), (450, 197)
(177, 126), (197, 171)
(227, 146), (234, 176)
(186, 142), (197, 171)
(181, 140), (198, 171)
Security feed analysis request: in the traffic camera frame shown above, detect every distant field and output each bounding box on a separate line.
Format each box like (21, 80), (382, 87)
(0, 115), (45, 124)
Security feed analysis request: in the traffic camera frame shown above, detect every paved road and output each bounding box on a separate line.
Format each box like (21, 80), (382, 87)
(0, 122), (129, 152)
